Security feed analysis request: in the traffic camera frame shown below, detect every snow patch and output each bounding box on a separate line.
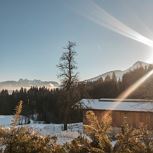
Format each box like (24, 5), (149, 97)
(0, 115), (83, 144)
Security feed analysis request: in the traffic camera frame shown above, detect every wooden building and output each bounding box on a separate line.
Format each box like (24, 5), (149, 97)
(81, 99), (153, 129)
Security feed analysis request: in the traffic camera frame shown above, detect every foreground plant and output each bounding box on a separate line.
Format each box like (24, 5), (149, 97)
(0, 109), (153, 153)
(113, 119), (144, 153)
(84, 111), (112, 153)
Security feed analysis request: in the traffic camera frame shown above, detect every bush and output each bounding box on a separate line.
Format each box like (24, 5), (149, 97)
(0, 127), (56, 153)
(0, 111), (153, 153)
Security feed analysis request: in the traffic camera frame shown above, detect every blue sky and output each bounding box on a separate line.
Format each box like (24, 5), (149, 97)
(0, 0), (153, 82)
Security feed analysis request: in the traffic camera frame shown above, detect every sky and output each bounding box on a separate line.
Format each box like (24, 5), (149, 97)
(1, 0), (153, 82)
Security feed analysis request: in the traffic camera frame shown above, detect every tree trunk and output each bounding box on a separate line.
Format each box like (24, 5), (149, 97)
(64, 122), (67, 130)
(63, 106), (69, 130)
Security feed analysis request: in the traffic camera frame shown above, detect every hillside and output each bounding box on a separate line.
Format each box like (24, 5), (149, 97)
(85, 61), (151, 82)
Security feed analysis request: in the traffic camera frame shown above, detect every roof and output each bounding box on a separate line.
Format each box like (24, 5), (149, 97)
(98, 98), (153, 102)
(80, 99), (153, 112)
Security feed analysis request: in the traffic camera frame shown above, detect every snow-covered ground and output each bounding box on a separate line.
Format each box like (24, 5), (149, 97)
(0, 115), (13, 126)
(0, 115), (83, 144)
(0, 115), (118, 146)
(25, 123), (83, 144)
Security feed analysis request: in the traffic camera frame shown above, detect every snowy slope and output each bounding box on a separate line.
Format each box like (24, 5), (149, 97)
(85, 61), (150, 82)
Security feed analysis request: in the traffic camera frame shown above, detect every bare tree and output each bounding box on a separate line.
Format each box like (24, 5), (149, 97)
(57, 41), (79, 130)
(57, 41), (78, 90)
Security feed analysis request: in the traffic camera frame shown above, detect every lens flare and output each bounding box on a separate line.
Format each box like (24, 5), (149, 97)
(100, 69), (153, 117)
(146, 48), (153, 64)
(79, 1), (153, 100)
(79, 0), (153, 48)
(117, 69), (153, 102)
(76, 1), (153, 110)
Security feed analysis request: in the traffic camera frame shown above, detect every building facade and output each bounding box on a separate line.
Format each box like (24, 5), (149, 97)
(81, 99), (153, 129)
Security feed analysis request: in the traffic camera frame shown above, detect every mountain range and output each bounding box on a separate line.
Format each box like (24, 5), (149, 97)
(85, 61), (151, 82)
(0, 61), (151, 93)
(0, 79), (59, 93)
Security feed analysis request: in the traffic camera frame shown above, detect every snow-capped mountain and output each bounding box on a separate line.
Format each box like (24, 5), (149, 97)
(0, 79), (59, 93)
(85, 61), (151, 82)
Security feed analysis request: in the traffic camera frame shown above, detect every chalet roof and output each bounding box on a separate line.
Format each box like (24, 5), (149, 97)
(80, 99), (153, 112)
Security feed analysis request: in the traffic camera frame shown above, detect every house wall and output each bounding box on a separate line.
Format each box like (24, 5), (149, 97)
(83, 109), (153, 129)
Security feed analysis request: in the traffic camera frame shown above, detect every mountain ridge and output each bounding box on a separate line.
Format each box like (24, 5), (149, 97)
(0, 79), (59, 93)
(0, 61), (152, 92)
(85, 61), (151, 82)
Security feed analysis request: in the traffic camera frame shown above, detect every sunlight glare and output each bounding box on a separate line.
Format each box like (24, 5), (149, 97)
(79, 0), (153, 47)
(146, 48), (153, 64)
(80, 0), (153, 103)
(117, 69), (153, 102)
